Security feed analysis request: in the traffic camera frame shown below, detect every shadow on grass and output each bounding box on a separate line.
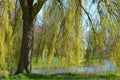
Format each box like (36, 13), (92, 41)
(1, 73), (120, 80)
(23, 73), (120, 80)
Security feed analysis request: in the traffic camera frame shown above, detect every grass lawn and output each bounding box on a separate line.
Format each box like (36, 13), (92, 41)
(84, 59), (105, 67)
(1, 57), (115, 80)
(32, 57), (62, 69)
(0, 73), (120, 80)
(32, 57), (105, 69)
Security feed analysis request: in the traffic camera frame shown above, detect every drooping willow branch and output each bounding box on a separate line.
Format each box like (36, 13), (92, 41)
(78, 0), (97, 35)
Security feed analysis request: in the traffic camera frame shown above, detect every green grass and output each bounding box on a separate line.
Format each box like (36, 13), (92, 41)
(32, 57), (105, 69)
(32, 57), (62, 69)
(1, 73), (120, 80)
(84, 59), (105, 67)
(2, 58), (116, 80)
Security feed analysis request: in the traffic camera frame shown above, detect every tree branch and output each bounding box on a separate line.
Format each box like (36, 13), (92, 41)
(19, 0), (27, 11)
(33, 0), (47, 17)
(27, 0), (34, 6)
(80, 3), (97, 34)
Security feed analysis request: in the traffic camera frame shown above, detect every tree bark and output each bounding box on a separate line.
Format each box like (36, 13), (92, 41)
(15, 0), (46, 74)
(15, 5), (34, 74)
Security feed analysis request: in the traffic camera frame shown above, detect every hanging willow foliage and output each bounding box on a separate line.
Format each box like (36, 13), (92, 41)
(96, 0), (120, 74)
(111, 0), (120, 74)
(34, 0), (84, 68)
(0, 27), (9, 77)
(74, 0), (84, 67)
(0, 0), (15, 77)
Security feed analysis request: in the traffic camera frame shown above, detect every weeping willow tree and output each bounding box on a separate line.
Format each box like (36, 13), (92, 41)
(0, 0), (15, 77)
(81, 0), (120, 70)
(111, 0), (120, 74)
(89, 0), (120, 74)
(35, 0), (84, 68)
(12, 0), (23, 70)
(97, 0), (120, 74)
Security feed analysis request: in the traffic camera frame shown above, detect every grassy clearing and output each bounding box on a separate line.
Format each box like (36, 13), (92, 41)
(84, 59), (105, 67)
(1, 58), (114, 80)
(32, 57), (62, 69)
(32, 57), (105, 69)
(0, 73), (120, 80)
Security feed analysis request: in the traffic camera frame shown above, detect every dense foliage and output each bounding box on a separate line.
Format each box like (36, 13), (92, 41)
(0, 0), (120, 77)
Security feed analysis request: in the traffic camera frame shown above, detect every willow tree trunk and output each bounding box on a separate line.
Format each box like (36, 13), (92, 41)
(15, 0), (46, 75)
(15, 7), (34, 74)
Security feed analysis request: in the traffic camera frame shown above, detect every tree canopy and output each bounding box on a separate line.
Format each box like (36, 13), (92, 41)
(0, 0), (120, 77)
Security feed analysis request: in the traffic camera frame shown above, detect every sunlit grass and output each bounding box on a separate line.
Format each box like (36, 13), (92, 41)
(32, 57), (105, 69)
(84, 59), (105, 67)
(32, 57), (62, 69)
